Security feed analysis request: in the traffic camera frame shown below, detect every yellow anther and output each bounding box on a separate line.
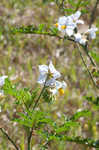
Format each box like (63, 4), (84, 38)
(54, 23), (58, 27)
(61, 25), (66, 30)
(58, 88), (64, 96)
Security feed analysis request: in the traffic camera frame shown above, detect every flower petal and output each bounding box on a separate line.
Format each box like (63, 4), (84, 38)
(90, 32), (96, 39)
(0, 76), (8, 86)
(66, 28), (74, 36)
(74, 33), (82, 42)
(37, 74), (47, 84)
(46, 78), (56, 86)
(58, 16), (67, 25)
(74, 11), (81, 20)
(39, 65), (48, 75)
(49, 61), (61, 79)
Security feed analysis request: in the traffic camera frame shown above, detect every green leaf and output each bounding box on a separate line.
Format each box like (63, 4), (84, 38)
(89, 51), (99, 64)
(13, 118), (32, 127)
(55, 121), (79, 133)
(64, 8), (74, 14)
(68, 0), (76, 6)
(70, 110), (91, 121)
(86, 96), (99, 105)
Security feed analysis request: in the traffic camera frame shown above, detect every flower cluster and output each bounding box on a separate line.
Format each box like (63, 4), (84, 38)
(55, 11), (98, 45)
(37, 61), (67, 95)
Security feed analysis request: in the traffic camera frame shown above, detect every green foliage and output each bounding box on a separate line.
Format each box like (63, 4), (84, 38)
(54, 121), (79, 133)
(38, 131), (99, 148)
(62, 0), (90, 14)
(69, 110), (91, 121)
(90, 51), (99, 64)
(13, 109), (56, 130)
(3, 78), (39, 107)
(86, 96), (99, 106)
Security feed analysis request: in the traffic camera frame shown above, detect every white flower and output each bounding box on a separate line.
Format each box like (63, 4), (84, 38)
(74, 33), (87, 45)
(37, 61), (61, 86)
(55, 11), (84, 37)
(0, 76), (8, 86)
(86, 26), (98, 39)
(50, 80), (67, 95)
(55, 16), (75, 36)
(70, 11), (84, 25)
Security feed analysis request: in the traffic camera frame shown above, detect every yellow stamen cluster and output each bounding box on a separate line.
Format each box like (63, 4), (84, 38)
(58, 88), (64, 96)
(61, 25), (66, 30)
(54, 23), (58, 27)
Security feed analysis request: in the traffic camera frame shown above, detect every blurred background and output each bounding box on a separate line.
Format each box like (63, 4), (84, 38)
(0, 0), (99, 149)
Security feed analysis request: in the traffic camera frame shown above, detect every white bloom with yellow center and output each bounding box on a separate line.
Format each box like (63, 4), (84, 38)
(50, 80), (67, 95)
(86, 26), (98, 39)
(37, 61), (61, 86)
(55, 16), (75, 36)
(0, 76), (8, 87)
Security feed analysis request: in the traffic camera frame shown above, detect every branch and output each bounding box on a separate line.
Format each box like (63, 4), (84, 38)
(76, 44), (98, 88)
(89, 0), (99, 28)
(0, 128), (19, 150)
(82, 46), (96, 67)
(63, 136), (99, 148)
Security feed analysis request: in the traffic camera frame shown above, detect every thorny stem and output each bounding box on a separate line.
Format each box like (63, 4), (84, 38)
(89, 0), (99, 28)
(76, 44), (97, 88)
(0, 128), (19, 150)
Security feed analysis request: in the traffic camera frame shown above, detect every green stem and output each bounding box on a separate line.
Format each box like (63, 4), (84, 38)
(83, 46), (96, 67)
(76, 44), (98, 88)
(33, 86), (46, 109)
(27, 83), (46, 150)
(0, 128), (19, 150)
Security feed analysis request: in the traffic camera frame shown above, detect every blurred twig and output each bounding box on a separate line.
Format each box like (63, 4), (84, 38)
(89, 0), (99, 28)
(75, 0), (82, 11)
(0, 128), (19, 150)
(76, 44), (98, 88)
(83, 46), (96, 67)
(60, 0), (65, 9)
